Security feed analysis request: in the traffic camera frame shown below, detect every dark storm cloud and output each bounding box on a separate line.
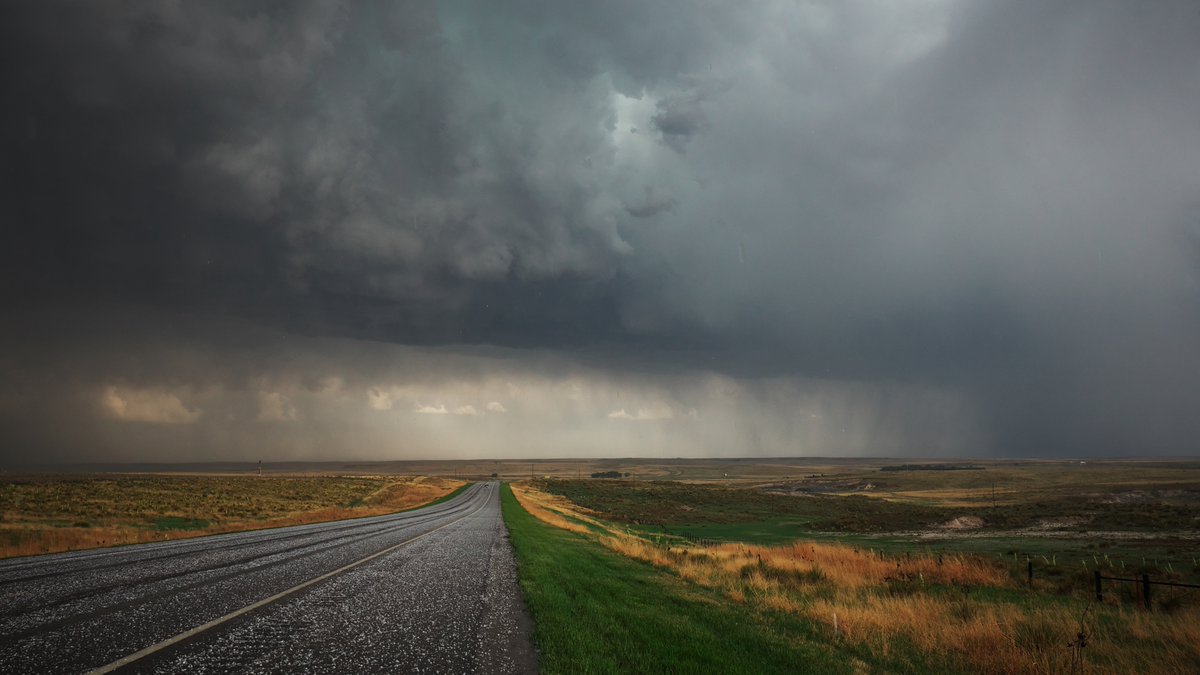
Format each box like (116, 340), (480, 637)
(2, 0), (1199, 461)
(651, 92), (708, 154)
(623, 187), (677, 219)
(0, 1), (629, 344)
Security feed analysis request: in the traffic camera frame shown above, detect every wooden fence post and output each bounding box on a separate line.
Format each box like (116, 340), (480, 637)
(1143, 574), (1152, 612)
(1027, 561), (1033, 584)
(1094, 570), (1102, 602)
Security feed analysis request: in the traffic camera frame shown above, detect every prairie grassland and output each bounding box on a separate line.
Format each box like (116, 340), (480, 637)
(501, 485), (881, 674)
(513, 482), (1200, 674)
(0, 474), (462, 558)
(544, 472), (1200, 584)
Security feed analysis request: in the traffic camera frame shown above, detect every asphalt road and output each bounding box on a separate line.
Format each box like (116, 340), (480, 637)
(0, 481), (537, 674)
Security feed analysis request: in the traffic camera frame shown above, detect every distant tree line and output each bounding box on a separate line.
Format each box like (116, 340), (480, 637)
(590, 470), (628, 479)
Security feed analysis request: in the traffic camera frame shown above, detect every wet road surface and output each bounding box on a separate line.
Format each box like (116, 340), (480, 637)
(0, 481), (537, 674)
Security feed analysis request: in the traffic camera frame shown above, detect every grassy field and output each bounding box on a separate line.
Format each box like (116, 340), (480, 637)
(544, 479), (950, 533)
(540, 461), (1200, 582)
(0, 474), (463, 558)
(499, 484), (938, 674)
(544, 462), (1200, 530)
(513, 473), (1200, 674)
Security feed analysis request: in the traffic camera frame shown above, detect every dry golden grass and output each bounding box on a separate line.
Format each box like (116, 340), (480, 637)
(0, 475), (462, 558)
(513, 481), (1200, 674)
(510, 484), (594, 535)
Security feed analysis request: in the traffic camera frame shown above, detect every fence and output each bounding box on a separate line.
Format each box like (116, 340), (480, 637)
(1094, 570), (1200, 612)
(1021, 559), (1200, 611)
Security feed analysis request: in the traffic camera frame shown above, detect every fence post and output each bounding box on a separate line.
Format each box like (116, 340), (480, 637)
(1094, 570), (1102, 602)
(1028, 561), (1033, 584)
(1143, 574), (1152, 612)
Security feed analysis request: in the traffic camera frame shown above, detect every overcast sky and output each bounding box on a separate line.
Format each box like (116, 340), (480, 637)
(2, 1), (1199, 463)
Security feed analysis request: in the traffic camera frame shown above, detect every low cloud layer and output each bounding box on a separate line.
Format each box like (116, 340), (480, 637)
(2, 1), (1199, 462)
(0, 315), (978, 461)
(101, 387), (202, 425)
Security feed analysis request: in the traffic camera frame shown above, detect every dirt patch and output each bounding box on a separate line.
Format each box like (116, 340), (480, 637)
(1101, 489), (1200, 504)
(759, 480), (877, 495)
(940, 516), (984, 530)
(1031, 515), (1091, 530)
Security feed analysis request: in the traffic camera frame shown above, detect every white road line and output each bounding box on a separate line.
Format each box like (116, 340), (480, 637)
(88, 485), (489, 674)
